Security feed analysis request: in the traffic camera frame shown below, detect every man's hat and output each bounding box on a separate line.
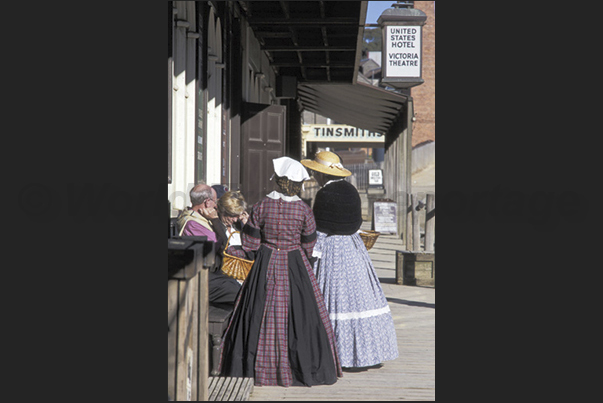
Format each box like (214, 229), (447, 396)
(212, 184), (229, 199)
(300, 151), (352, 177)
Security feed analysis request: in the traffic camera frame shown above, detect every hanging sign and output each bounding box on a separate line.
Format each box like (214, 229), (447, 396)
(384, 26), (422, 78)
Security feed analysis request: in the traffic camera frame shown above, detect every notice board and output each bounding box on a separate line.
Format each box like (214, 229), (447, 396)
(373, 201), (398, 235)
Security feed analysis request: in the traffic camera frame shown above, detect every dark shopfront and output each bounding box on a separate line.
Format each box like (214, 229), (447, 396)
(168, 1), (384, 209)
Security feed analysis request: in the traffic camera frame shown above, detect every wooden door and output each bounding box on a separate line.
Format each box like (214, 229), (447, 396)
(240, 102), (286, 207)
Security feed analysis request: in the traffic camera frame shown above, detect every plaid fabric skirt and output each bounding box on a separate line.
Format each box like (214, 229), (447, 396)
(219, 244), (342, 387)
(312, 231), (399, 368)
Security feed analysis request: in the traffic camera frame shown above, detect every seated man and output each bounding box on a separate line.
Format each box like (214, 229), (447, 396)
(177, 183), (241, 306)
(177, 183), (219, 241)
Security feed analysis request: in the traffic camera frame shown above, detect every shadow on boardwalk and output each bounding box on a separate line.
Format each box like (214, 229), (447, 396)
(387, 297), (435, 310)
(248, 226), (436, 401)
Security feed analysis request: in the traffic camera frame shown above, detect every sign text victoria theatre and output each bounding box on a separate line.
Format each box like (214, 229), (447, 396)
(385, 26), (421, 78)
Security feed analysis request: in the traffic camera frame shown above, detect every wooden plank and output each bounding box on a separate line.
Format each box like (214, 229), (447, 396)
(175, 280), (188, 401)
(216, 376), (235, 401)
(189, 272), (199, 401)
(197, 267), (209, 400)
(167, 280), (179, 400)
(244, 378), (254, 400)
(219, 377), (234, 401)
(225, 377), (245, 401)
(208, 376), (218, 390)
(411, 193), (421, 251)
(208, 377), (254, 401)
(176, 279), (195, 401)
(208, 377), (215, 398)
(424, 193), (435, 252)
(209, 377), (226, 401)
(236, 378), (254, 401)
(406, 193), (413, 250)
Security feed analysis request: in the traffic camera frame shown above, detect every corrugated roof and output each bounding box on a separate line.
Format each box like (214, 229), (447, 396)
(298, 82), (408, 134)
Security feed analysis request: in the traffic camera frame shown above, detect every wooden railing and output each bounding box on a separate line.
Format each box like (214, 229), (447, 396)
(406, 192), (435, 252)
(168, 238), (214, 401)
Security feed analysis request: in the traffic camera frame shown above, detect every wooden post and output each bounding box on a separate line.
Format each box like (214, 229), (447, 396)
(404, 99), (413, 241)
(167, 272), (200, 402)
(196, 266), (209, 401)
(425, 193), (435, 252)
(411, 193), (421, 252)
(168, 242), (210, 402)
(406, 193), (413, 251)
(190, 276), (199, 401)
(176, 279), (196, 401)
(167, 280), (178, 398)
(402, 98), (413, 243)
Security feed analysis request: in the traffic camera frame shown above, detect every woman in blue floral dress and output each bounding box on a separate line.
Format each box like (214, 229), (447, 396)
(301, 151), (399, 369)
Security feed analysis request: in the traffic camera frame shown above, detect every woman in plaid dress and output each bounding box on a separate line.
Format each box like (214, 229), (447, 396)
(219, 157), (342, 387)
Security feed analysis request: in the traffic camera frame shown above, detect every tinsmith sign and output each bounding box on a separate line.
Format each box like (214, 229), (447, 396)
(302, 124), (384, 144)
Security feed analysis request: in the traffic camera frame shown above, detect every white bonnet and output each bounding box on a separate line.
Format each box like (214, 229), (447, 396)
(272, 156), (310, 182)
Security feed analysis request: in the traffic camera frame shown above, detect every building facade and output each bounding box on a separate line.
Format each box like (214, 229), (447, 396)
(168, 1), (376, 211)
(410, 1), (435, 148)
(168, 1), (285, 212)
(168, 0), (420, 235)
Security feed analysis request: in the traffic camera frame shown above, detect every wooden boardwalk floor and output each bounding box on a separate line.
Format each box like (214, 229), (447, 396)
(209, 377), (254, 401)
(248, 225), (436, 401)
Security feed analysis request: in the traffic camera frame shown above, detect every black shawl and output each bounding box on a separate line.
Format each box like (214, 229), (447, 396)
(312, 180), (362, 235)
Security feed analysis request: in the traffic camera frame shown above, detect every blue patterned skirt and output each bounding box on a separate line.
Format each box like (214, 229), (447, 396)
(312, 231), (399, 368)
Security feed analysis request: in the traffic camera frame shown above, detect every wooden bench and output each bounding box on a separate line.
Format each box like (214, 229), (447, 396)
(207, 307), (254, 401)
(208, 303), (234, 376)
(208, 377), (254, 401)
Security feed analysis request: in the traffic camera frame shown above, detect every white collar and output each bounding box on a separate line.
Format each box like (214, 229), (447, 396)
(266, 190), (301, 202)
(324, 178), (345, 187)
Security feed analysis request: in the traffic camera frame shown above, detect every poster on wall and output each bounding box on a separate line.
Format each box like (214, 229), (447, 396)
(373, 201), (398, 235)
(368, 169), (384, 187)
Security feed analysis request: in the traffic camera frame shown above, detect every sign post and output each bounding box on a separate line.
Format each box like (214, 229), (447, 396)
(368, 169), (384, 188)
(378, 2), (427, 89)
(375, 1), (426, 243)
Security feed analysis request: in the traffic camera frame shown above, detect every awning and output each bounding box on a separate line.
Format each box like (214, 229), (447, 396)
(241, 1), (408, 141)
(242, 1), (367, 83)
(297, 82), (408, 134)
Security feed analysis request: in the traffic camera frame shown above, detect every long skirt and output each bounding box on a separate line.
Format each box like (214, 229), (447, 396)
(312, 231), (399, 368)
(219, 245), (342, 387)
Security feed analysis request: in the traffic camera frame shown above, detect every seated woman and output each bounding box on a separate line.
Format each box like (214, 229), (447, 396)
(207, 191), (254, 307)
(215, 191), (254, 264)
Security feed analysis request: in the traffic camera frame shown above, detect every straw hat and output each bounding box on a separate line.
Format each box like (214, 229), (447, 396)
(301, 151), (352, 177)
